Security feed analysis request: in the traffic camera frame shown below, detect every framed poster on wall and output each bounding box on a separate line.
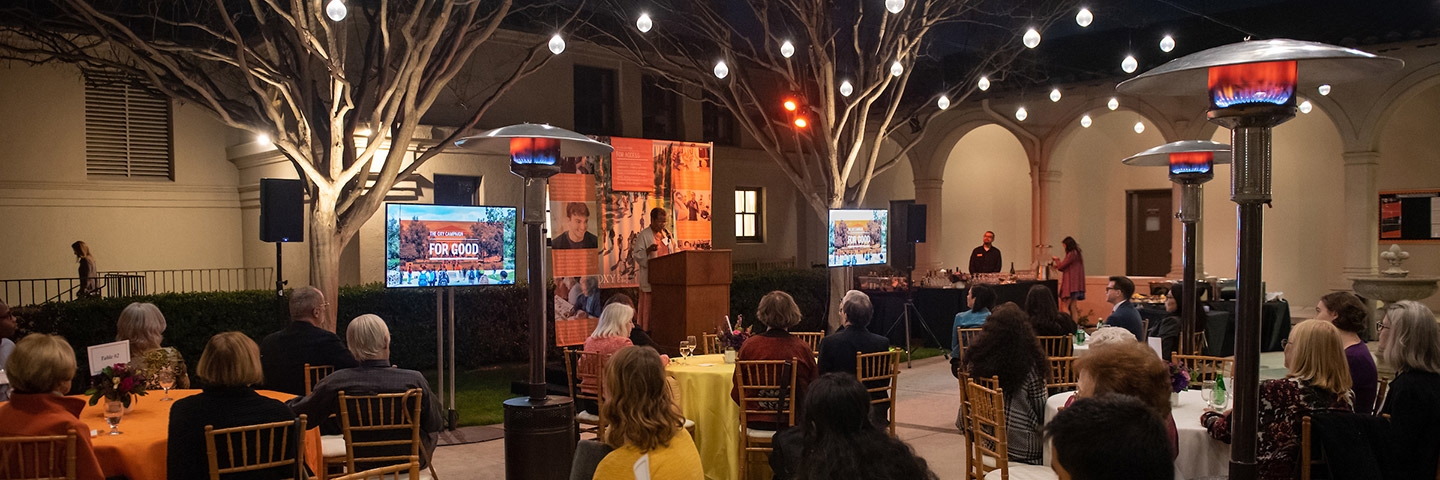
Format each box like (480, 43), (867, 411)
(1380, 189), (1440, 242)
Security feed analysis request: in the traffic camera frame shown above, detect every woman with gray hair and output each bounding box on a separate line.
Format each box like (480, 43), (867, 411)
(116, 302), (190, 389)
(729, 291), (818, 427)
(1377, 300), (1440, 479)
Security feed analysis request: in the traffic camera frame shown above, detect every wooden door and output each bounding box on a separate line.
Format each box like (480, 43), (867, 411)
(1127, 189), (1173, 277)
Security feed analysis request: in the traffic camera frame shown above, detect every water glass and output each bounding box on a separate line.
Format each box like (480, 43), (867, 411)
(155, 367), (176, 401)
(678, 341), (693, 363)
(104, 401), (124, 435)
(687, 335), (698, 355)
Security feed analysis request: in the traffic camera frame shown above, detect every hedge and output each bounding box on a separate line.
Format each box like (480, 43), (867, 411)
(12, 268), (829, 392)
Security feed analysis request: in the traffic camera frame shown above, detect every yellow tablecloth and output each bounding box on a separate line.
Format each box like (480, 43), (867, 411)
(668, 354), (738, 480)
(77, 389), (322, 480)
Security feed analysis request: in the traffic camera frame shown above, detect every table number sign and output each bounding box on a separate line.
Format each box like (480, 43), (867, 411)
(87, 340), (131, 375)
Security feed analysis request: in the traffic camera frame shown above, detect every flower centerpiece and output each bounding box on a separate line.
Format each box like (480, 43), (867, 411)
(85, 363), (148, 407)
(718, 326), (753, 351)
(1167, 361), (1190, 406)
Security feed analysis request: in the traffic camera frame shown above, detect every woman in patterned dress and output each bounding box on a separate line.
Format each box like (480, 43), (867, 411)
(115, 302), (190, 389)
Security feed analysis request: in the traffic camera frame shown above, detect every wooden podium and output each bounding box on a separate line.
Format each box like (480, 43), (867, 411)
(649, 249), (732, 356)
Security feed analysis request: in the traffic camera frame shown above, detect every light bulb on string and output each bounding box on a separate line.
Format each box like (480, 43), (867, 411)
(1023, 28), (1041, 49)
(978, 76), (990, 91)
(1050, 89), (1062, 102)
(1318, 84), (1331, 95)
(325, 0), (347, 21)
(1160, 35), (1175, 53)
(637, 13), (652, 33)
(1107, 97), (1119, 110)
(840, 80), (853, 97)
(1076, 8), (1093, 27)
(1121, 55), (1138, 73)
(714, 61), (729, 79)
(1299, 100), (1313, 114)
(937, 95), (950, 110)
(1015, 106), (1028, 122)
(548, 34), (566, 55)
(890, 61), (904, 77)
(1134, 121), (1145, 133)
(1080, 114), (1092, 128)
(885, 0), (904, 14)
(780, 41), (794, 58)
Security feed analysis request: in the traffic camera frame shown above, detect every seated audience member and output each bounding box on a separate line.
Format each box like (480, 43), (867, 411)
(0, 300), (16, 401)
(1085, 326), (1137, 349)
(604, 293), (654, 347)
(593, 346), (702, 480)
(579, 303), (638, 414)
(961, 303), (1049, 465)
(1023, 284), (1077, 337)
(1316, 291), (1378, 414)
(1103, 276), (1145, 340)
(770, 373), (937, 480)
(115, 302), (190, 389)
(730, 291), (819, 428)
(1072, 341), (1178, 458)
(1377, 301), (1440, 479)
(1202, 320), (1352, 480)
(167, 332), (296, 480)
(287, 315), (444, 468)
(0, 334), (105, 479)
(951, 284), (996, 359)
(817, 290), (892, 426)
(1148, 290), (1182, 361)
(260, 286), (358, 396)
(1046, 394), (1175, 480)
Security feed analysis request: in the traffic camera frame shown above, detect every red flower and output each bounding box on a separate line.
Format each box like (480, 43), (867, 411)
(120, 376), (135, 392)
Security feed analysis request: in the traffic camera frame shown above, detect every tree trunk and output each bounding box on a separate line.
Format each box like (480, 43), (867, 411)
(309, 191), (342, 331)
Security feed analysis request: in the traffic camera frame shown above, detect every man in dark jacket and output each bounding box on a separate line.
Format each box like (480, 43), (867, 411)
(1103, 276), (1145, 341)
(260, 286), (359, 396)
(817, 290), (892, 427)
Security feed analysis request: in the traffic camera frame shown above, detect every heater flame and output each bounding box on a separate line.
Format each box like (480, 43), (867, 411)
(1207, 61), (1297, 109)
(1169, 151), (1215, 178)
(509, 137), (561, 165)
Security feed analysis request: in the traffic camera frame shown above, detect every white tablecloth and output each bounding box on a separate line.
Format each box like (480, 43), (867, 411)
(1044, 391), (1230, 480)
(1072, 342), (1090, 357)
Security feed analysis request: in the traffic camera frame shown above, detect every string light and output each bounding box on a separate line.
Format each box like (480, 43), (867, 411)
(1076, 8), (1093, 27)
(1134, 121), (1145, 133)
(885, 0), (904, 14)
(1318, 84), (1331, 95)
(548, 34), (565, 55)
(1108, 97), (1119, 110)
(1160, 35), (1175, 53)
(1015, 107), (1028, 122)
(1023, 28), (1041, 49)
(636, 13), (652, 33)
(840, 81), (853, 97)
(781, 41), (795, 58)
(937, 95), (950, 110)
(1050, 89), (1062, 102)
(978, 76), (990, 91)
(1122, 55), (1138, 73)
(325, 0), (346, 21)
(714, 61), (729, 79)
(1299, 100), (1313, 114)
(890, 61), (904, 77)
(1080, 114), (1092, 128)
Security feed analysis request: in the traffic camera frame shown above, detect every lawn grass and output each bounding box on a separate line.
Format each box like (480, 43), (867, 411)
(906, 347), (949, 361)
(422, 363), (527, 427)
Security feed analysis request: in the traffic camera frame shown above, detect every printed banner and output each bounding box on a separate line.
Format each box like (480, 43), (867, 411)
(665, 141), (714, 251)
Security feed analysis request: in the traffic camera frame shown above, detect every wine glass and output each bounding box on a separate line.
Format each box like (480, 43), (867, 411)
(1199, 382), (1214, 406)
(686, 335), (699, 356)
(678, 340), (693, 364)
(104, 401), (124, 435)
(154, 366), (176, 401)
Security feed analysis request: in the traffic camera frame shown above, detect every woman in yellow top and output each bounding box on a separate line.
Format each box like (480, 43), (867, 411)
(593, 346), (703, 480)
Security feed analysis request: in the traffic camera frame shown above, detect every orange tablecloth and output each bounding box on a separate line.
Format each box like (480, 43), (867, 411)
(77, 389), (322, 480)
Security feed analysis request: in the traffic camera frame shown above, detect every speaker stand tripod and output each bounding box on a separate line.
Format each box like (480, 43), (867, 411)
(883, 288), (949, 368)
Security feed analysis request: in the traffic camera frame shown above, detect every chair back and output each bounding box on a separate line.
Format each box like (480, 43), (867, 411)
(304, 364), (336, 395)
(1142, 319), (1150, 339)
(965, 376), (1008, 480)
(204, 416), (307, 480)
(1046, 356), (1078, 395)
(1036, 335), (1074, 357)
(856, 350), (902, 436)
(733, 359), (799, 430)
(565, 350), (609, 408)
(338, 389), (424, 473)
(1191, 331), (1207, 355)
(1376, 376), (1390, 415)
(0, 429), (77, 480)
(956, 327), (983, 363)
(1171, 354), (1233, 388)
(702, 333), (722, 355)
(793, 332), (823, 357)
(331, 457), (420, 480)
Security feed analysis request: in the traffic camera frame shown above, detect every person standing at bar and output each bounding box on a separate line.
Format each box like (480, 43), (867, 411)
(632, 207), (671, 331)
(968, 231), (1002, 274)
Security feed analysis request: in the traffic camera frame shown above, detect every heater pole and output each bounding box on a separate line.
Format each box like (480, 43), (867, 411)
(1181, 219), (1199, 354)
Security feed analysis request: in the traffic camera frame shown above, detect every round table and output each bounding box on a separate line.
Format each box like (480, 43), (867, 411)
(77, 389), (322, 480)
(1043, 390), (1230, 479)
(667, 354), (738, 480)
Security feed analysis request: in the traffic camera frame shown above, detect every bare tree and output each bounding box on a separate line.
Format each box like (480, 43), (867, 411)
(586, 0), (1071, 328)
(0, 0), (573, 328)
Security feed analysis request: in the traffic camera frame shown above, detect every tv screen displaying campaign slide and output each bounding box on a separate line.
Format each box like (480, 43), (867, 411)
(385, 204), (517, 287)
(827, 209), (888, 267)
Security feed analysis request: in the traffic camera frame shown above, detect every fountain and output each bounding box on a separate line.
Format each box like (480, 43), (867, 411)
(1350, 244), (1440, 338)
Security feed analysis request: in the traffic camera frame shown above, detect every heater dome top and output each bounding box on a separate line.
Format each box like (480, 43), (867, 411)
(1117, 38), (1402, 97)
(455, 123), (615, 157)
(1122, 140), (1232, 166)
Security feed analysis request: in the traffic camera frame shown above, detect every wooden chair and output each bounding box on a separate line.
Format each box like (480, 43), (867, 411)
(1046, 356), (1078, 396)
(1171, 354), (1233, 389)
(1191, 331), (1207, 355)
(956, 327), (983, 363)
(306, 363), (345, 479)
(1376, 376), (1391, 415)
(332, 457), (420, 480)
(563, 349), (608, 438)
(1142, 319), (1150, 339)
(794, 332), (823, 357)
(734, 359), (798, 480)
(1036, 335), (1074, 358)
(964, 377), (1053, 480)
(205, 416), (307, 480)
(702, 333), (723, 355)
(338, 389), (429, 479)
(0, 429), (77, 480)
(857, 350), (902, 437)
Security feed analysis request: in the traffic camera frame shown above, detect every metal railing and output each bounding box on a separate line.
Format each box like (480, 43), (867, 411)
(1, 267), (273, 307)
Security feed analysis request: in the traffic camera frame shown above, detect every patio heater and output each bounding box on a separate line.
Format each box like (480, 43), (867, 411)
(455, 124), (614, 480)
(1118, 39), (1401, 479)
(1123, 140), (1231, 356)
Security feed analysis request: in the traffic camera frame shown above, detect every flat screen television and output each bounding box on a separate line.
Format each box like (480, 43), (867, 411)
(827, 209), (888, 267)
(385, 203), (517, 287)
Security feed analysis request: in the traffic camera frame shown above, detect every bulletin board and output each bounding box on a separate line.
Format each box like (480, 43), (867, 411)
(1380, 189), (1440, 243)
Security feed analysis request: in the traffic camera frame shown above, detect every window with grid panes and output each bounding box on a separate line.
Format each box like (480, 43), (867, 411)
(735, 187), (762, 243)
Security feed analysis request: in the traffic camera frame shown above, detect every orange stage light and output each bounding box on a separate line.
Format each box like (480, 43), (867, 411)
(783, 99), (798, 111)
(793, 117), (808, 128)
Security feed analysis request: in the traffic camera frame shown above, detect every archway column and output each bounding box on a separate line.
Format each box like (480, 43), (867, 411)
(1342, 151), (1381, 283)
(1038, 169), (1061, 268)
(913, 178), (944, 273)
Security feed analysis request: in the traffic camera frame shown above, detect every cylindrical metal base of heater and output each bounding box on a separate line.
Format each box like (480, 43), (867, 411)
(503, 395), (576, 480)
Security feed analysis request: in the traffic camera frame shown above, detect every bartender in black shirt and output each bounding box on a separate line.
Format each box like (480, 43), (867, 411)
(968, 231), (1003, 274)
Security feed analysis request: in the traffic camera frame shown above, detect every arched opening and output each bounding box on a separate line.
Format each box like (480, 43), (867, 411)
(941, 124), (1031, 271)
(1376, 81), (1440, 311)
